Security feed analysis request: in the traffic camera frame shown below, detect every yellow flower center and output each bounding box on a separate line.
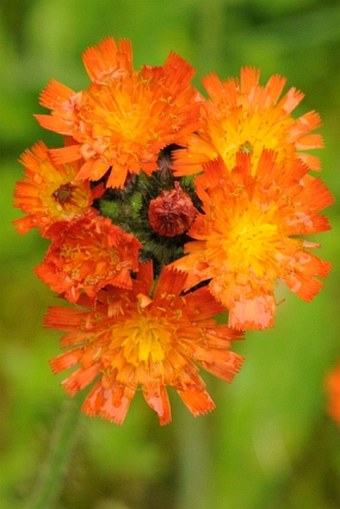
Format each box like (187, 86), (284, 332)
(211, 108), (294, 172)
(90, 80), (156, 144)
(121, 314), (172, 366)
(221, 205), (281, 278)
(47, 177), (90, 218)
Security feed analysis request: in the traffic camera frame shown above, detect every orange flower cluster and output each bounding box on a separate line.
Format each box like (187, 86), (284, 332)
(14, 37), (333, 425)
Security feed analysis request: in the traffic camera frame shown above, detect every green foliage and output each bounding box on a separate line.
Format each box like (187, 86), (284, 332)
(1, 1), (340, 508)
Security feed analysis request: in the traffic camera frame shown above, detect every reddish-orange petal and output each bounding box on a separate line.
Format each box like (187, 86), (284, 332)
(35, 114), (74, 136)
(62, 364), (101, 397)
(177, 386), (216, 416)
(49, 348), (83, 374)
(283, 253), (331, 302)
(39, 80), (76, 109)
(75, 158), (112, 183)
(83, 382), (136, 425)
(143, 385), (172, 425)
(194, 349), (244, 382)
(278, 86), (304, 113)
(153, 266), (188, 299)
(50, 145), (82, 164)
(82, 37), (133, 83)
(12, 216), (35, 235)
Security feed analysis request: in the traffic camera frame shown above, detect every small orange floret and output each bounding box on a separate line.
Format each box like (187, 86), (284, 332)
(35, 213), (141, 303)
(45, 263), (243, 425)
(13, 141), (96, 235)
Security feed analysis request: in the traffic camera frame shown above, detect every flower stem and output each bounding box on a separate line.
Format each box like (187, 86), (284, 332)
(25, 398), (82, 509)
(176, 407), (212, 509)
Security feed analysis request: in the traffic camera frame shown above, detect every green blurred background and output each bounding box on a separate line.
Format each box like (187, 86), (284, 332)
(1, 1), (340, 508)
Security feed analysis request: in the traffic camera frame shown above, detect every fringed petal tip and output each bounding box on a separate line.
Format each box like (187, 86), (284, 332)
(81, 383), (135, 425)
(199, 351), (245, 383)
(12, 216), (34, 235)
(49, 145), (81, 165)
(177, 387), (216, 417)
(38, 79), (76, 109)
(143, 386), (172, 426)
(49, 351), (80, 375)
(60, 364), (101, 397)
(228, 296), (276, 331)
(82, 37), (133, 83)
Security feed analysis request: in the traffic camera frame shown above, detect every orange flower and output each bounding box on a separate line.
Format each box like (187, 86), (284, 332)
(13, 141), (98, 235)
(326, 361), (340, 426)
(171, 152), (333, 330)
(35, 37), (201, 187)
(35, 213), (141, 303)
(45, 263), (243, 425)
(173, 67), (323, 176)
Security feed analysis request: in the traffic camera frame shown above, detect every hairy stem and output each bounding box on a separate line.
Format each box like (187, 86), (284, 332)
(25, 398), (82, 509)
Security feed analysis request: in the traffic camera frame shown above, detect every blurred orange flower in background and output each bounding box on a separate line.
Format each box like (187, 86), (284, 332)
(326, 361), (340, 426)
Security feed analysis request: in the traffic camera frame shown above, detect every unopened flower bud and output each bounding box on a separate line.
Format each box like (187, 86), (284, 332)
(148, 182), (197, 237)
